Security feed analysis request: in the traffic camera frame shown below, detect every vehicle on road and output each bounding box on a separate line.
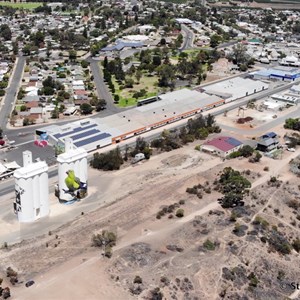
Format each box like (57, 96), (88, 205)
(287, 148), (296, 152)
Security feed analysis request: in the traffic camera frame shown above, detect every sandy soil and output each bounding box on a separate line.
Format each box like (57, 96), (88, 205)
(1, 134), (300, 300)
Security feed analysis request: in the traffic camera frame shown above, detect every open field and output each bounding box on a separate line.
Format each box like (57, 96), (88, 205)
(1, 118), (300, 299)
(0, 2), (42, 9)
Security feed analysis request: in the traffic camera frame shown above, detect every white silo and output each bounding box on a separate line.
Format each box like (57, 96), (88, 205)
(57, 138), (88, 203)
(13, 151), (49, 222)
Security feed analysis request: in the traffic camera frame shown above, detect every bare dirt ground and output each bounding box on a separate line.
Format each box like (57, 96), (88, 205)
(216, 102), (296, 131)
(1, 139), (300, 300)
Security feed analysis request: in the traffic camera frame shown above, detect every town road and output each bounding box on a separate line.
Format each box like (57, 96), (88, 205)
(87, 57), (122, 113)
(0, 56), (26, 130)
(180, 24), (195, 51)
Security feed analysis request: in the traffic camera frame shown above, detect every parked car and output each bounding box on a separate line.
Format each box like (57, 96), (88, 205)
(287, 148), (296, 152)
(25, 280), (35, 287)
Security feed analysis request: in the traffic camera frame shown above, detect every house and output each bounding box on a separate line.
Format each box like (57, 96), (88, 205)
(256, 132), (279, 152)
(74, 90), (88, 101)
(201, 136), (243, 157)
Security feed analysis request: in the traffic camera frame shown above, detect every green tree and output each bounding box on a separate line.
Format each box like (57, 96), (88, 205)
(210, 34), (222, 48)
(69, 49), (77, 61)
(239, 145), (254, 158)
(80, 103), (93, 115)
(0, 24), (12, 41)
(135, 70), (142, 84)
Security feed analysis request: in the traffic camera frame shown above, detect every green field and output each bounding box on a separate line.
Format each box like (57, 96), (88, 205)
(0, 2), (42, 9)
(112, 75), (159, 108)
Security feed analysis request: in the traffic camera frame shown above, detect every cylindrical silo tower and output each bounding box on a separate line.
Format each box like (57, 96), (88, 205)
(57, 138), (88, 203)
(13, 151), (49, 222)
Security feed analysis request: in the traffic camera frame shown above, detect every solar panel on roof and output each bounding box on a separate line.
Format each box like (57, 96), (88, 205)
(265, 132), (276, 138)
(226, 137), (242, 147)
(71, 129), (99, 140)
(74, 133), (111, 148)
(53, 124), (97, 139)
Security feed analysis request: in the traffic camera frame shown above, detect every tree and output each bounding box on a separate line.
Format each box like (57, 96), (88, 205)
(69, 49), (77, 61)
(81, 60), (89, 68)
(80, 103), (93, 115)
(210, 34), (222, 48)
(157, 64), (175, 87)
(239, 145), (254, 158)
(135, 70), (142, 84)
(228, 43), (250, 66)
(0, 24), (12, 41)
(22, 44), (31, 56)
(51, 108), (60, 119)
(12, 42), (18, 55)
(284, 118), (300, 131)
(90, 147), (123, 171)
(20, 105), (27, 112)
(217, 167), (251, 208)
(90, 98), (107, 111)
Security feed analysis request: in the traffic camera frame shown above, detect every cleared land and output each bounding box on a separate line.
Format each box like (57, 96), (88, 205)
(0, 2), (42, 9)
(1, 121), (300, 299)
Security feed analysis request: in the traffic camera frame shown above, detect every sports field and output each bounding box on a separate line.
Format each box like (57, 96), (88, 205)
(0, 2), (42, 9)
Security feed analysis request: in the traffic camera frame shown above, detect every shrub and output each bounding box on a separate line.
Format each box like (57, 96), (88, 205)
(92, 230), (117, 249)
(179, 199), (185, 205)
(104, 246), (112, 258)
(133, 275), (143, 284)
(292, 238), (300, 252)
(248, 272), (259, 287)
(263, 166), (269, 171)
(203, 239), (215, 251)
(175, 209), (184, 218)
(186, 187), (197, 194)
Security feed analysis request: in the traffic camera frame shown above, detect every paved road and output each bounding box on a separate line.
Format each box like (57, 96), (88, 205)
(0, 56), (26, 130)
(180, 24), (195, 51)
(87, 57), (121, 113)
(217, 40), (238, 49)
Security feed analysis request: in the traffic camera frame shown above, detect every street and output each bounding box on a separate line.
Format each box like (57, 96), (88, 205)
(0, 56), (26, 130)
(180, 24), (195, 51)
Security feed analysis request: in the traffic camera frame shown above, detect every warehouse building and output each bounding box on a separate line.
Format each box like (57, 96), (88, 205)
(202, 77), (268, 103)
(40, 89), (224, 152)
(251, 67), (300, 81)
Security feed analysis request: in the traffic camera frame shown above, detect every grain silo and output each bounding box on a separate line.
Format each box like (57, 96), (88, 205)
(57, 138), (88, 203)
(13, 151), (49, 222)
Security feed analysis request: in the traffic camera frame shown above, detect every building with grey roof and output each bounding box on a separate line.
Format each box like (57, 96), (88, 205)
(40, 88), (224, 152)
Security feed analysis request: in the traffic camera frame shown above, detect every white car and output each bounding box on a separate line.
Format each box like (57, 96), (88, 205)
(287, 148), (296, 152)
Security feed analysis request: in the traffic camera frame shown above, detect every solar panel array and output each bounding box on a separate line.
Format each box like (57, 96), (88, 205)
(71, 129), (99, 141)
(74, 133), (111, 148)
(54, 124), (97, 139)
(226, 137), (242, 147)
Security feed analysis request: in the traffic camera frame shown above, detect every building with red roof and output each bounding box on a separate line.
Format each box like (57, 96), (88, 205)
(202, 136), (243, 157)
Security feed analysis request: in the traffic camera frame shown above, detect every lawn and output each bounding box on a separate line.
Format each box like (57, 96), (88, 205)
(0, 2), (42, 9)
(112, 75), (159, 108)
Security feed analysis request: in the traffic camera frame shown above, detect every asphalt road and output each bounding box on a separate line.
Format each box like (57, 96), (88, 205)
(180, 24), (195, 51)
(0, 56), (26, 130)
(87, 57), (121, 114)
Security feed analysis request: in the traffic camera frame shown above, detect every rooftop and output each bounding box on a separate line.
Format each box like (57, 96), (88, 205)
(204, 136), (242, 152)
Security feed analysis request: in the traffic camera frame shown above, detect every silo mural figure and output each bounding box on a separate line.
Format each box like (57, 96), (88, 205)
(56, 138), (88, 203)
(64, 170), (87, 199)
